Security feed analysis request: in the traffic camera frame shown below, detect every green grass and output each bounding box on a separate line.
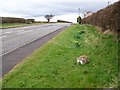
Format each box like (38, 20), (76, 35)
(1, 23), (44, 29)
(2, 24), (118, 88)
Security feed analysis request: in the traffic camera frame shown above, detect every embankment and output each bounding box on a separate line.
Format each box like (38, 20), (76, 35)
(82, 1), (120, 33)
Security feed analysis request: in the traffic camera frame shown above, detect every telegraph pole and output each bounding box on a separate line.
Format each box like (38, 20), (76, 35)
(77, 8), (81, 24)
(108, 1), (110, 6)
(78, 8), (80, 16)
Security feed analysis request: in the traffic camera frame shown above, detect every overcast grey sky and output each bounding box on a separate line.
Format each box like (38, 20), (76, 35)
(0, 0), (118, 23)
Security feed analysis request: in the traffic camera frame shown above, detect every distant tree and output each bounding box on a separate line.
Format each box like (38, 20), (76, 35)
(45, 14), (54, 22)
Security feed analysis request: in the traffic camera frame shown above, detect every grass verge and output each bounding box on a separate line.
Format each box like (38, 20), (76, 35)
(1, 23), (47, 29)
(2, 24), (118, 88)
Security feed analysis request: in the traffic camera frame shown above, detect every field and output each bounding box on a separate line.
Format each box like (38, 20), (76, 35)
(2, 24), (118, 88)
(1, 23), (47, 29)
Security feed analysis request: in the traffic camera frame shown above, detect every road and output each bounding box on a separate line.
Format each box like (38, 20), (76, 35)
(1, 23), (71, 56)
(1, 23), (71, 77)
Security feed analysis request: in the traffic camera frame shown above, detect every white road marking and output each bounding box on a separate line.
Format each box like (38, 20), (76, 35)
(28, 30), (33, 32)
(17, 30), (33, 34)
(0, 36), (7, 38)
(17, 32), (24, 34)
(18, 30), (24, 32)
(5, 32), (12, 34)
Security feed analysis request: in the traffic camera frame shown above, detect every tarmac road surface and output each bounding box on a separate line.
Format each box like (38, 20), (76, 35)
(1, 23), (71, 55)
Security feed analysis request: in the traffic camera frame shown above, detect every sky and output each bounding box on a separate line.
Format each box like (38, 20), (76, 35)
(0, 0), (118, 23)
